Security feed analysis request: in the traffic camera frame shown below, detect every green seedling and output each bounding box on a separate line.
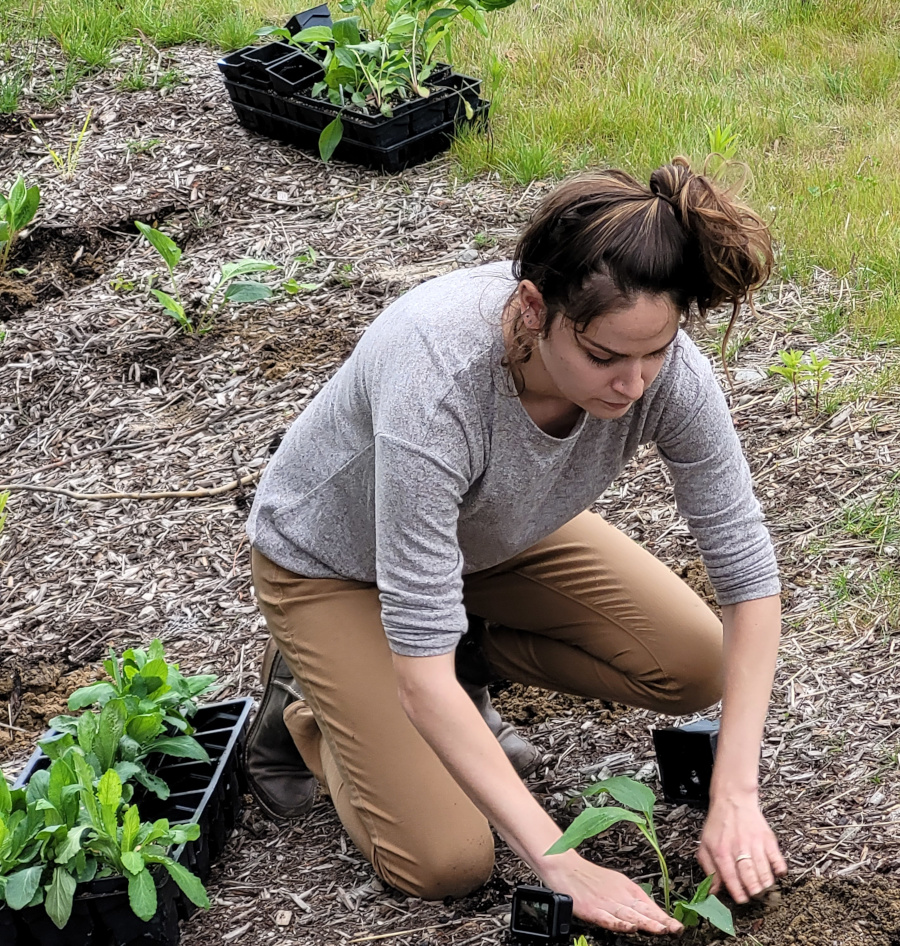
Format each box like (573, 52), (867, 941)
(0, 175), (40, 274)
(545, 776), (734, 937)
(282, 278), (320, 295)
(768, 348), (807, 415)
(124, 138), (163, 156)
(45, 639), (217, 800)
(135, 222), (277, 332)
(806, 351), (832, 413)
(29, 110), (93, 180)
(0, 761), (208, 929)
(0, 490), (8, 534)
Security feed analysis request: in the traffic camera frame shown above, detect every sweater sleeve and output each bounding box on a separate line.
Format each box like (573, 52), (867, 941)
(652, 342), (781, 606)
(374, 433), (472, 656)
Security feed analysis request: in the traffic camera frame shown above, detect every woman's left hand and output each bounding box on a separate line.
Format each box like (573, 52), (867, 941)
(697, 789), (787, 903)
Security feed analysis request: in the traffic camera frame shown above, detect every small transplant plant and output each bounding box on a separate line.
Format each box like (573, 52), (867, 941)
(545, 776), (735, 937)
(0, 175), (40, 274)
(260, 0), (514, 160)
(769, 348), (832, 414)
(0, 761), (208, 929)
(135, 222), (277, 332)
(46, 639), (218, 800)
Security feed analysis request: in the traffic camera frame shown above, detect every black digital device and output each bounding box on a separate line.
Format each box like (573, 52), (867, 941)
(510, 885), (573, 945)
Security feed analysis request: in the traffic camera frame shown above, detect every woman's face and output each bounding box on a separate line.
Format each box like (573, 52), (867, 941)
(530, 290), (680, 420)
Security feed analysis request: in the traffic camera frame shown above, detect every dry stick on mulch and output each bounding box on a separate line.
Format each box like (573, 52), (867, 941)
(0, 471), (260, 501)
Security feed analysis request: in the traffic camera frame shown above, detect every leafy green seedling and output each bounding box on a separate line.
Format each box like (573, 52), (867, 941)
(768, 348), (808, 415)
(545, 776), (735, 937)
(0, 175), (40, 273)
(46, 639), (218, 799)
(282, 279), (321, 295)
(0, 490), (8, 534)
(806, 352), (832, 413)
(135, 222), (277, 332)
(1, 761), (208, 928)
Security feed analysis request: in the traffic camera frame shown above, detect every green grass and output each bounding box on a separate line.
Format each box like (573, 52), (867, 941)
(448, 0), (900, 333)
(3, 0), (900, 332)
(0, 0), (280, 75)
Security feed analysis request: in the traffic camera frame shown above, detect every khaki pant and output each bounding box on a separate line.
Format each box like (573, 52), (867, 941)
(251, 511), (723, 900)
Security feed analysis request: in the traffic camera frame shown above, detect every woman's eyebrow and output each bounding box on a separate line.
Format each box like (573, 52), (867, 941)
(580, 332), (679, 359)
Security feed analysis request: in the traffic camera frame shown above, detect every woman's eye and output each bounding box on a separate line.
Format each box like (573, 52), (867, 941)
(585, 350), (613, 366)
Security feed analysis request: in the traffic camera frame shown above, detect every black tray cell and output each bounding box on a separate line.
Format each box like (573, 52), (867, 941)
(216, 46), (257, 82)
(267, 51), (324, 97)
(17, 897), (95, 946)
(439, 72), (483, 123)
(285, 4), (332, 35)
(84, 869), (180, 946)
(0, 906), (20, 945)
(241, 42), (297, 85)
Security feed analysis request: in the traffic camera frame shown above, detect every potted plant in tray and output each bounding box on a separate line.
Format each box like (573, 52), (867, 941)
(219, 0), (515, 168)
(0, 640), (252, 946)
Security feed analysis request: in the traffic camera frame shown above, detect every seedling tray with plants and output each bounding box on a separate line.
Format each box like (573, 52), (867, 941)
(0, 641), (251, 946)
(217, 1), (505, 169)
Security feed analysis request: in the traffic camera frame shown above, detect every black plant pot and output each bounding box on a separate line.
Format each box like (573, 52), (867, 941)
(5, 698), (253, 946)
(652, 719), (719, 807)
(266, 51), (325, 98)
(284, 3), (332, 35)
(240, 42), (297, 85)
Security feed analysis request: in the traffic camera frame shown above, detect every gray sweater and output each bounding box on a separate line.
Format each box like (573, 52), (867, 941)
(248, 262), (780, 656)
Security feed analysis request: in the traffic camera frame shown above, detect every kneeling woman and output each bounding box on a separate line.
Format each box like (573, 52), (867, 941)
(244, 158), (787, 936)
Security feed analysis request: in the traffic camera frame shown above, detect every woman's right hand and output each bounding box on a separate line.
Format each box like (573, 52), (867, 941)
(541, 851), (683, 936)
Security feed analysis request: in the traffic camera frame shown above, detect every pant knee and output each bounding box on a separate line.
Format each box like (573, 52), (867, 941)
(373, 824), (495, 900)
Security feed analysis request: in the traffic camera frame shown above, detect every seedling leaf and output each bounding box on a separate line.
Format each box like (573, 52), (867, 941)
(136, 221), (181, 271)
(219, 259), (278, 281)
(319, 118), (344, 162)
(5, 865), (43, 909)
(582, 775), (656, 815)
(689, 894), (735, 936)
(45, 867), (77, 929)
(128, 866), (158, 920)
(149, 736), (210, 762)
(223, 281), (273, 303)
(156, 856), (210, 908)
(68, 682), (117, 710)
(545, 806), (646, 855)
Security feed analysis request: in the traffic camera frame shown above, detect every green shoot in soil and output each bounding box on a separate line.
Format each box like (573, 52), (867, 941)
(0, 175), (40, 274)
(545, 776), (735, 937)
(135, 222), (277, 333)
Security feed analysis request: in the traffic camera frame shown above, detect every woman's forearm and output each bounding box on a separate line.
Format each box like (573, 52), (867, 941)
(710, 594), (781, 799)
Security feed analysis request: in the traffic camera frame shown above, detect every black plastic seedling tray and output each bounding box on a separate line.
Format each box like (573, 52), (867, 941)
(227, 95), (488, 171)
(3, 698), (252, 946)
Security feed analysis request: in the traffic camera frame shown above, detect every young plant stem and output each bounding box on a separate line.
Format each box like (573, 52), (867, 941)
(638, 823), (671, 913)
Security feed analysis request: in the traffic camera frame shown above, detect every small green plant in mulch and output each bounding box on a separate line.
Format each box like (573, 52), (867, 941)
(769, 349), (833, 414)
(0, 640), (216, 928)
(0, 175), (40, 275)
(546, 776), (735, 937)
(135, 222), (277, 333)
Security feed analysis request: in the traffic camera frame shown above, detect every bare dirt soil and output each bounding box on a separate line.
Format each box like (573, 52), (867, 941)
(2, 42), (900, 946)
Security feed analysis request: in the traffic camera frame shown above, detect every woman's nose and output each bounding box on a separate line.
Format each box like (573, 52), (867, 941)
(611, 361), (644, 401)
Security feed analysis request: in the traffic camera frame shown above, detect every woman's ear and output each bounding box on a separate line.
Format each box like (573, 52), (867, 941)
(517, 280), (546, 331)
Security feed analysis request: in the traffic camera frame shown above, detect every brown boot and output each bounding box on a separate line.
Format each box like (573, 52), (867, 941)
(244, 638), (317, 820)
(456, 617), (542, 778)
